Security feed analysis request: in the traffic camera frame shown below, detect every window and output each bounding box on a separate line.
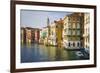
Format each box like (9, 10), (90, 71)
(68, 30), (71, 35)
(68, 17), (71, 21)
(73, 17), (75, 21)
(64, 23), (67, 26)
(56, 26), (58, 28)
(73, 42), (75, 47)
(68, 42), (70, 47)
(80, 42), (82, 47)
(88, 36), (89, 43)
(65, 23), (68, 27)
(68, 23), (71, 28)
(77, 30), (80, 35)
(77, 23), (80, 28)
(56, 38), (58, 43)
(77, 42), (80, 47)
(73, 23), (76, 28)
(88, 16), (90, 23)
(72, 30), (76, 35)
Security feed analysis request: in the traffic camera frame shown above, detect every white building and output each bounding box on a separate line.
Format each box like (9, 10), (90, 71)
(49, 23), (57, 46)
(63, 13), (84, 49)
(39, 27), (48, 45)
(83, 13), (90, 52)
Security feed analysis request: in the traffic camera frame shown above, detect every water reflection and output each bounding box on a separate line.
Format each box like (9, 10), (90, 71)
(21, 43), (89, 63)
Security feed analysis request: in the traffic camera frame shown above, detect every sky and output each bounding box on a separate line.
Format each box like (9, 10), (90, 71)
(20, 9), (72, 29)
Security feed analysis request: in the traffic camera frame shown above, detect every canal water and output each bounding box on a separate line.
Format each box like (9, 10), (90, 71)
(21, 43), (89, 63)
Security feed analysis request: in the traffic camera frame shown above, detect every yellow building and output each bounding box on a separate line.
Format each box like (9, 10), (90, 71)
(43, 18), (64, 47)
(55, 18), (64, 48)
(21, 27), (32, 44)
(25, 28), (32, 44)
(21, 27), (26, 44)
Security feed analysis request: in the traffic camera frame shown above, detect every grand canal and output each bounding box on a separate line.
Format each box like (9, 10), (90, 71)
(21, 43), (89, 63)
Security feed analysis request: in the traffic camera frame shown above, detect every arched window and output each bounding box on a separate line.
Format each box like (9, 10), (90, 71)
(68, 42), (70, 47)
(77, 42), (80, 47)
(73, 42), (75, 47)
(80, 42), (82, 47)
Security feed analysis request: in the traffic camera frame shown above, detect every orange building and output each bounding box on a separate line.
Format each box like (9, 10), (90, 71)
(21, 27), (40, 44)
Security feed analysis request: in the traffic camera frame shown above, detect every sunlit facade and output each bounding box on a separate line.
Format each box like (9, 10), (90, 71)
(21, 27), (26, 44)
(40, 27), (49, 45)
(21, 27), (40, 44)
(55, 18), (64, 48)
(63, 13), (84, 49)
(49, 23), (57, 46)
(26, 28), (32, 43)
(83, 13), (90, 52)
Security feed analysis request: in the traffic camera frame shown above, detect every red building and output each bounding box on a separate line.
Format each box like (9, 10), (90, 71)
(34, 29), (40, 43)
(21, 27), (40, 44)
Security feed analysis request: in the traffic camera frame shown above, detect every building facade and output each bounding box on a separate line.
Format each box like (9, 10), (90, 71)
(49, 23), (57, 46)
(39, 27), (49, 45)
(40, 18), (64, 47)
(63, 13), (84, 49)
(21, 27), (40, 44)
(83, 13), (90, 52)
(34, 29), (40, 43)
(39, 18), (63, 47)
(21, 13), (89, 50)
(55, 18), (64, 48)
(25, 27), (32, 43)
(21, 27), (26, 44)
